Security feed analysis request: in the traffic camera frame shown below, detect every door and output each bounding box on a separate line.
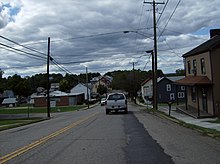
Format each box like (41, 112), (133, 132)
(201, 88), (208, 112)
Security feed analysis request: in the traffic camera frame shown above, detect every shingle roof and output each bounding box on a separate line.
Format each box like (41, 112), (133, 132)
(182, 35), (220, 57)
(175, 76), (213, 86)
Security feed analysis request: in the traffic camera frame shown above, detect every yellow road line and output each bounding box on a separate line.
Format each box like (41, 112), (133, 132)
(0, 112), (98, 164)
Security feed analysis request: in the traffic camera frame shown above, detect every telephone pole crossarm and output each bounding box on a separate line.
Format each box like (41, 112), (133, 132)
(144, 1), (165, 5)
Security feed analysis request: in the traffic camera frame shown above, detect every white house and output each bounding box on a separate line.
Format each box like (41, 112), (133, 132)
(1, 98), (17, 107)
(141, 77), (153, 103)
(70, 83), (91, 100)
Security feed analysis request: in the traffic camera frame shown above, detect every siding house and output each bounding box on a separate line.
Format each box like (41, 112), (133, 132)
(157, 76), (185, 103)
(90, 75), (113, 94)
(141, 77), (153, 103)
(70, 83), (92, 100)
(141, 76), (185, 104)
(176, 29), (220, 118)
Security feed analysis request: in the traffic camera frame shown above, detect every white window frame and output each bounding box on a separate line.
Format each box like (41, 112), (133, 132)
(166, 84), (171, 91)
(170, 93), (175, 100)
(178, 92), (185, 98)
(181, 86), (185, 91)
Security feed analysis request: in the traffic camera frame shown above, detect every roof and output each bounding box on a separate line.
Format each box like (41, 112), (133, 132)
(166, 76), (185, 82)
(2, 98), (17, 104)
(182, 35), (220, 57)
(175, 76), (213, 86)
(141, 77), (152, 86)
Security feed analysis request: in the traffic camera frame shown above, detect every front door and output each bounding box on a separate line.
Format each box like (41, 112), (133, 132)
(201, 88), (208, 112)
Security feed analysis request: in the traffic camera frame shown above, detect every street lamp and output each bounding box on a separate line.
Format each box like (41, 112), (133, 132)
(124, 30), (157, 109)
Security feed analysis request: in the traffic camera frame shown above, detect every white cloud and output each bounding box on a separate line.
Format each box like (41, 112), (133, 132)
(0, 0), (220, 77)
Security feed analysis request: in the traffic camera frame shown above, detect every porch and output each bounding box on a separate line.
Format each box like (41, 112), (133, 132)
(176, 104), (215, 119)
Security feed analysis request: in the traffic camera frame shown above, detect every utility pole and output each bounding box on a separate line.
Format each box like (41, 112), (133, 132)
(144, 0), (164, 110)
(47, 37), (51, 118)
(130, 62), (137, 103)
(86, 67), (90, 109)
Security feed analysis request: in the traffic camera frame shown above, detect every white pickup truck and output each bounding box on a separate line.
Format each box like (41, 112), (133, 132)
(105, 93), (128, 114)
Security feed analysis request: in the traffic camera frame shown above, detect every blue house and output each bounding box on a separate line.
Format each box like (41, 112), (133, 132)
(157, 76), (186, 103)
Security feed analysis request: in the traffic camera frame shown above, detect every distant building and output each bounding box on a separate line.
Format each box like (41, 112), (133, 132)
(1, 98), (18, 107)
(70, 83), (92, 101)
(32, 91), (84, 107)
(3, 90), (15, 98)
(50, 83), (59, 92)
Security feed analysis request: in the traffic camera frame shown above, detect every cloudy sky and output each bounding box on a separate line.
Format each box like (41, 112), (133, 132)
(0, 0), (220, 77)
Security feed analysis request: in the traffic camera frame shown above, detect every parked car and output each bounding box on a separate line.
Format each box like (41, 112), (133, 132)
(105, 93), (127, 114)
(100, 98), (106, 106)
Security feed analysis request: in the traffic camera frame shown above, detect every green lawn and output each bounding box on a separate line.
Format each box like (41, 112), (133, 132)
(0, 105), (87, 114)
(208, 118), (220, 124)
(0, 105), (88, 131)
(0, 118), (46, 131)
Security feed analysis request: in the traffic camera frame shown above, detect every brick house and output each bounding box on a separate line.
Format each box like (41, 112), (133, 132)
(33, 91), (84, 107)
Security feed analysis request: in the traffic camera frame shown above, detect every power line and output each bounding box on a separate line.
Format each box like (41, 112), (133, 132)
(156, 0), (169, 24)
(0, 45), (46, 61)
(0, 42), (46, 60)
(142, 54), (152, 70)
(158, 0), (182, 40)
(0, 35), (46, 56)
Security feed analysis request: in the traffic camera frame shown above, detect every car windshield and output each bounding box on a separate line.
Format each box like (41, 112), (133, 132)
(108, 94), (125, 100)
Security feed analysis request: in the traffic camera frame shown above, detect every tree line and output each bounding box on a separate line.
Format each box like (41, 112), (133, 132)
(0, 68), (184, 99)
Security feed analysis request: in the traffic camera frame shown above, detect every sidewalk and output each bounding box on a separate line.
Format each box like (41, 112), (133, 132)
(137, 101), (220, 132)
(158, 105), (220, 132)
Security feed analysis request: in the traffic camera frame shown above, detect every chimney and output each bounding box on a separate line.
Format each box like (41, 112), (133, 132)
(210, 29), (220, 38)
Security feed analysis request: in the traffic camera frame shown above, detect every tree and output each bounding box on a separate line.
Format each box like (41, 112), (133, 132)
(176, 69), (185, 76)
(59, 79), (70, 92)
(0, 69), (4, 78)
(97, 85), (107, 95)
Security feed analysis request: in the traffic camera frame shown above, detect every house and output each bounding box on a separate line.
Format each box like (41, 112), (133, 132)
(175, 29), (220, 118)
(157, 76), (185, 103)
(32, 91), (84, 107)
(141, 76), (185, 104)
(1, 98), (18, 107)
(70, 83), (92, 100)
(50, 83), (59, 92)
(141, 77), (153, 103)
(91, 79), (107, 94)
(2, 90), (15, 98)
(90, 75), (113, 94)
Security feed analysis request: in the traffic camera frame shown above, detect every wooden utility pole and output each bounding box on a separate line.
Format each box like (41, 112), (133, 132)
(144, 0), (164, 110)
(47, 37), (51, 118)
(86, 67), (90, 109)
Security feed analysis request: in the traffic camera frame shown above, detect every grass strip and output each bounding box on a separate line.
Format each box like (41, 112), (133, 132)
(0, 118), (46, 131)
(0, 105), (87, 114)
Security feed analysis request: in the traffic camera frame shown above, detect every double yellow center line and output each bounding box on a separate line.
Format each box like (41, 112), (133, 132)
(0, 112), (98, 164)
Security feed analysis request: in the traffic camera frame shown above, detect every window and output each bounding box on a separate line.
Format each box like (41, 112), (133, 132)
(200, 58), (206, 74)
(181, 86), (185, 91)
(178, 92), (185, 98)
(166, 84), (171, 91)
(187, 61), (191, 74)
(170, 93), (175, 100)
(108, 93), (125, 100)
(192, 59), (197, 75)
(191, 87), (196, 102)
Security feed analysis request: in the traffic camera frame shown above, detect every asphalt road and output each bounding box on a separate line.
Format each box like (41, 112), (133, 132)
(0, 102), (219, 164)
